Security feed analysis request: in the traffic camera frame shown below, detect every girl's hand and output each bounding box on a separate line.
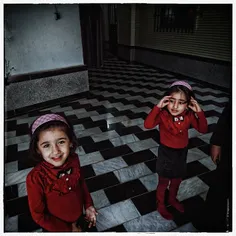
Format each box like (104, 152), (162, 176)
(188, 97), (202, 112)
(85, 206), (98, 228)
(72, 222), (82, 232)
(157, 96), (171, 109)
(211, 145), (221, 165)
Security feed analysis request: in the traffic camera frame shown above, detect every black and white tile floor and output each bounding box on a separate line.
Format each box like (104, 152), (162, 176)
(4, 58), (229, 232)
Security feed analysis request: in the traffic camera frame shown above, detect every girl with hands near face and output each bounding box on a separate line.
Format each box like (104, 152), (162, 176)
(144, 81), (208, 221)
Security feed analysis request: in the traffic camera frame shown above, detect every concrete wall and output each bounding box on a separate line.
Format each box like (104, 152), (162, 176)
(5, 4), (89, 111)
(5, 4), (84, 77)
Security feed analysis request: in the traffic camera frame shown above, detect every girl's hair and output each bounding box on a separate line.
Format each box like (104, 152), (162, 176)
(164, 84), (195, 105)
(29, 117), (78, 163)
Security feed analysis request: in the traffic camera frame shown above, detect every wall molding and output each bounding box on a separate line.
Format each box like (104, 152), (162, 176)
(6, 64), (88, 85)
(6, 91), (89, 119)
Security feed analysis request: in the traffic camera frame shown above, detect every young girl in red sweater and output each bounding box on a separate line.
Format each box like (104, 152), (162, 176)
(144, 81), (208, 220)
(26, 114), (98, 232)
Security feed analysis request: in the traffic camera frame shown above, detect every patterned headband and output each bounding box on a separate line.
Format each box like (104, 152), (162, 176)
(170, 81), (192, 91)
(31, 114), (69, 134)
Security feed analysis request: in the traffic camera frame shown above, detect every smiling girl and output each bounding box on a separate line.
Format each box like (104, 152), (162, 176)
(26, 114), (97, 232)
(144, 80), (208, 220)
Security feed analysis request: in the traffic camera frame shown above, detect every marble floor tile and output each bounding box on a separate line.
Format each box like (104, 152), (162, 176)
(110, 134), (138, 147)
(116, 104), (136, 111)
(106, 116), (129, 125)
(150, 146), (158, 156)
(171, 222), (198, 232)
(5, 215), (18, 232)
(91, 113), (114, 121)
(91, 130), (119, 142)
(75, 127), (102, 138)
(73, 124), (85, 132)
(206, 116), (219, 125)
(188, 128), (201, 139)
(187, 148), (208, 163)
(121, 118), (144, 127)
(17, 142), (29, 152)
(5, 131), (16, 139)
(91, 189), (110, 209)
(123, 211), (177, 232)
(199, 190), (208, 201)
(75, 111), (99, 119)
(96, 199), (140, 231)
(128, 138), (158, 152)
(114, 162), (152, 183)
(6, 135), (30, 146)
(92, 156), (128, 175)
(78, 151), (104, 167)
(64, 108), (87, 116)
(16, 116), (36, 125)
(198, 132), (213, 144)
(75, 146), (86, 156)
(5, 161), (18, 174)
(18, 182), (27, 198)
(177, 176), (209, 202)
(198, 156), (217, 171)
(5, 168), (32, 187)
(139, 173), (158, 192)
(202, 104), (224, 113)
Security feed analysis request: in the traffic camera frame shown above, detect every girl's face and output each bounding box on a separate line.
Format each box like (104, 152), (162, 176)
(167, 91), (188, 116)
(37, 127), (72, 167)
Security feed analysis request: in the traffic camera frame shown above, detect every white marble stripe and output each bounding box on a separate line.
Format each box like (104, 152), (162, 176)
(177, 176), (209, 202)
(187, 148), (208, 163)
(5, 215), (18, 232)
(75, 127), (102, 138)
(139, 173), (158, 192)
(91, 113), (114, 122)
(198, 132), (213, 144)
(123, 211), (177, 232)
(78, 151), (104, 167)
(4, 131), (16, 139)
(127, 138), (158, 152)
(198, 156), (217, 171)
(17, 142), (30, 152)
(92, 156), (128, 176)
(114, 162), (152, 183)
(110, 134), (139, 147)
(64, 108), (87, 116)
(5, 168), (33, 186)
(96, 199), (140, 231)
(5, 161), (18, 174)
(91, 130), (119, 143)
(122, 118), (144, 127)
(16, 116), (37, 125)
(18, 182), (27, 197)
(5, 135), (30, 146)
(91, 189), (110, 210)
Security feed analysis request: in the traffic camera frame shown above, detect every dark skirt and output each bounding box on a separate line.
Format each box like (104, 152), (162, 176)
(156, 144), (188, 178)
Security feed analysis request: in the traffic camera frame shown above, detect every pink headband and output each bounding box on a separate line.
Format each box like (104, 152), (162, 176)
(31, 114), (68, 134)
(170, 81), (192, 91)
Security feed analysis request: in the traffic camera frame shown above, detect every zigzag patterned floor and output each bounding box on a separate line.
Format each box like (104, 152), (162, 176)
(4, 58), (229, 232)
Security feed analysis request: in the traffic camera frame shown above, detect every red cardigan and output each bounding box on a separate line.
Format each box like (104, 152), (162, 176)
(26, 153), (93, 232)
(144, 106), (208, 148)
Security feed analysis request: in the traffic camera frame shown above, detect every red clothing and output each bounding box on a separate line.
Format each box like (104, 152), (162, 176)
(144, 106), (208, 148)
(26, 153), (93, 232)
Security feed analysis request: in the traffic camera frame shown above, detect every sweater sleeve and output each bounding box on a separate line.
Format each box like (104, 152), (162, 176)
(144, 106), (162, 129)
(190, 111), (208, 134)
(78, 159), (94, 210)
(26, 171), (72, 232)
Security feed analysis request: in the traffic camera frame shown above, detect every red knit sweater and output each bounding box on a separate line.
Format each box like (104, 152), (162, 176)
(144, 106), (208, 148)
(26, 153), (93, 232)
